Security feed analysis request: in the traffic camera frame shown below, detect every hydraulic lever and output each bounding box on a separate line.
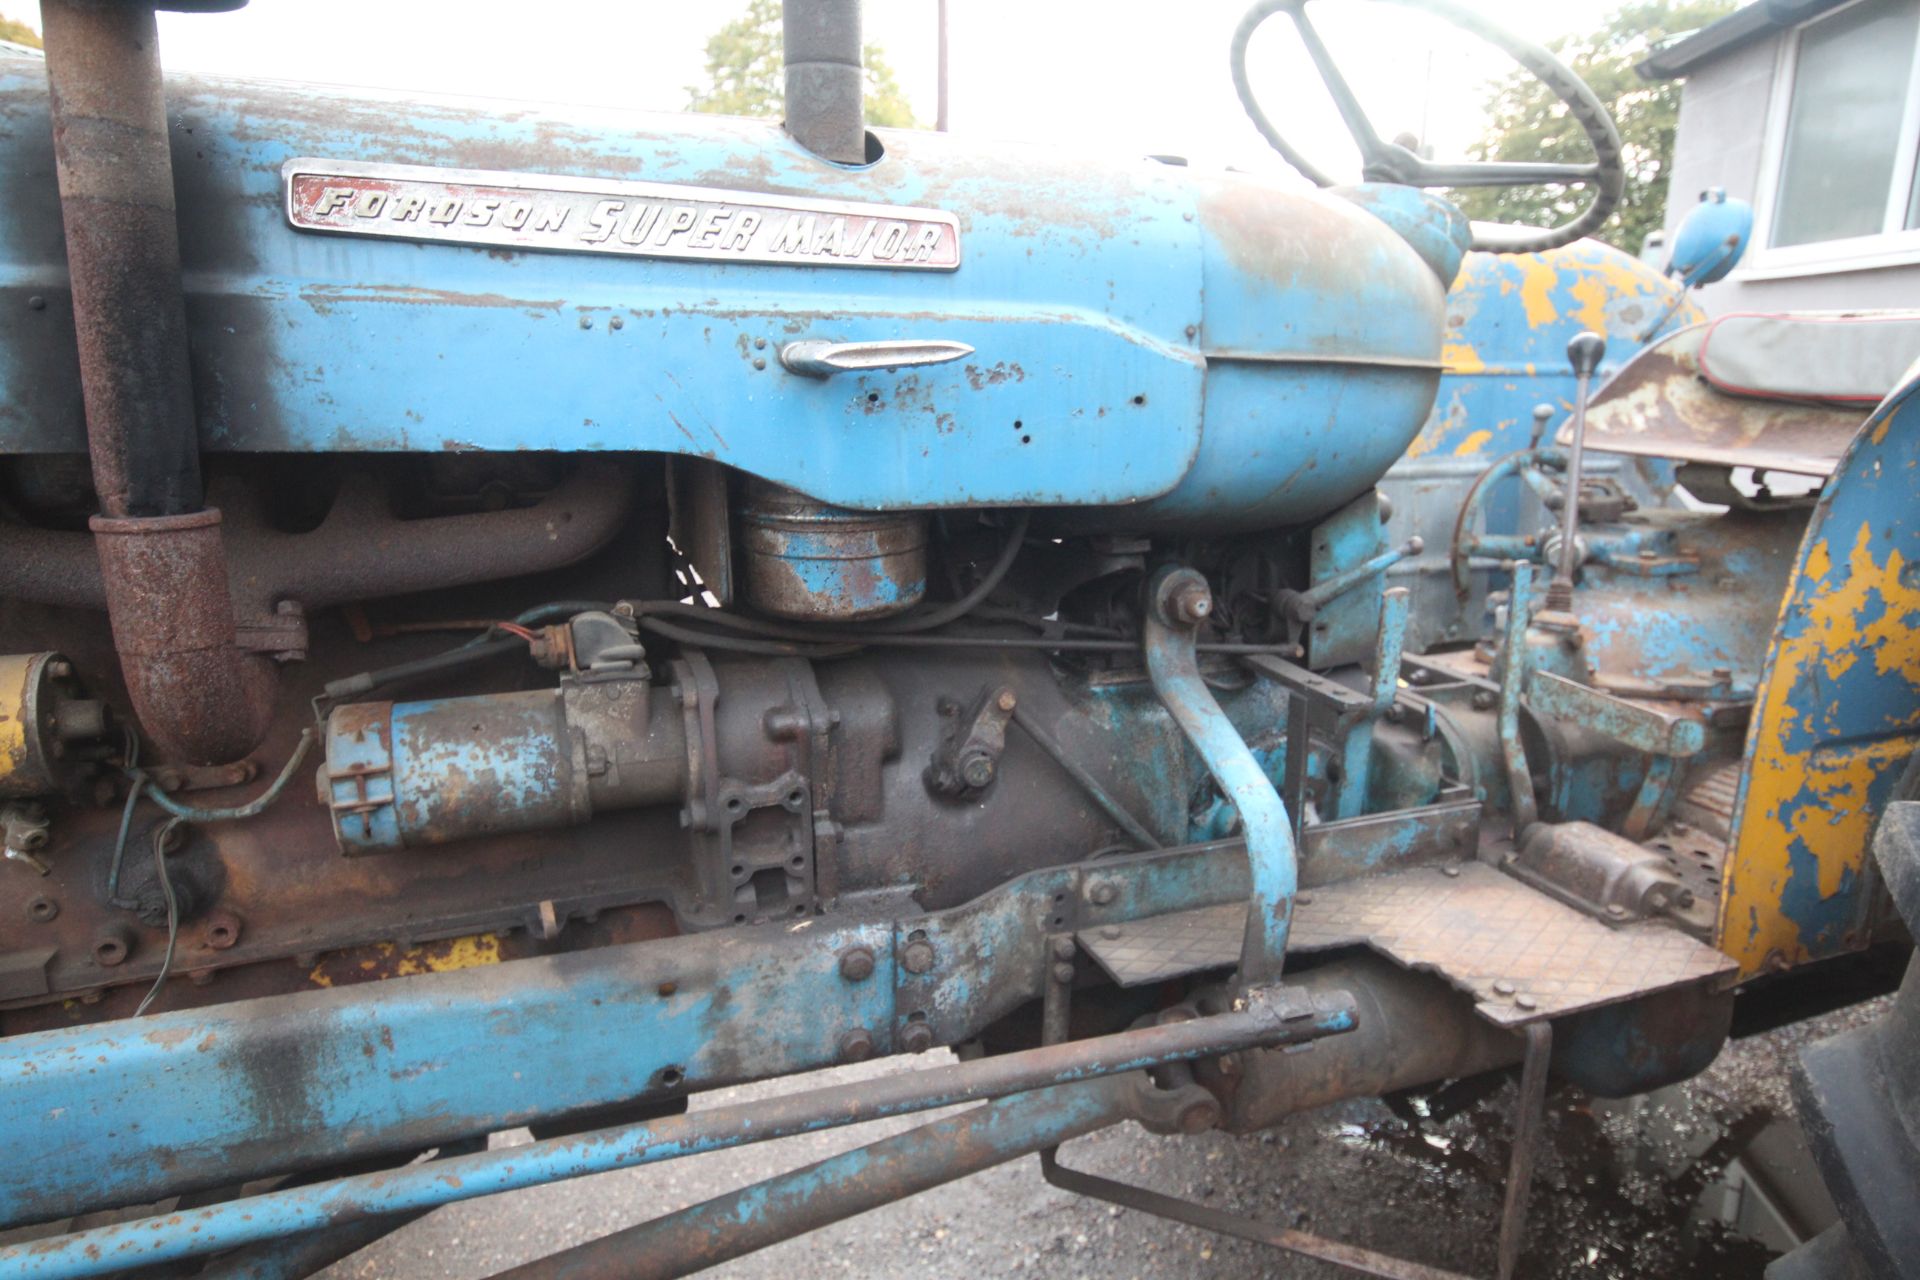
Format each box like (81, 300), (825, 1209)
(1276, 535), (1423, 628)
(1545, 331), (1606, 612)
(1143, 566), (1298, 987)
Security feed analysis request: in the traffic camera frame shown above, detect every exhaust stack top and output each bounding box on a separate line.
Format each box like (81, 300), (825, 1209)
(782, 0), (866, 164)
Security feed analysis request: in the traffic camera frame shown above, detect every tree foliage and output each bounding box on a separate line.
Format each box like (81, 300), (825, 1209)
(0, 14), (41, 48)
(1449, 0), (1735, 253)
(686, 0), (916, 129)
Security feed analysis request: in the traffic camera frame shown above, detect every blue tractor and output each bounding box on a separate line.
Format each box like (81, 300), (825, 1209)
(0, 0), (1912, 1276)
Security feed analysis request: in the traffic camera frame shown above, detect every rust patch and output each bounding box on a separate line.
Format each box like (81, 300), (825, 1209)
(963, 361), (1026, 390)
(297, 283), (566, 318)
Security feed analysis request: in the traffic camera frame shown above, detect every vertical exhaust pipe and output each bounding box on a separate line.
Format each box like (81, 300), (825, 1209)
(782, 0), (866, 163)
(42, 0), (275, 765)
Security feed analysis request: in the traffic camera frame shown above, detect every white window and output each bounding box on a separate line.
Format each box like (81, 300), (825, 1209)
(1744, 0), (1920, 278)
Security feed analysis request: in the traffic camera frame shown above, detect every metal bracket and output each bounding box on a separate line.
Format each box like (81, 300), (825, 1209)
(925, 685), (1016, 797)
(1241, 652), (1374, 721)
(670, 654), (828, 926)
(1528, 670), (1708, 757)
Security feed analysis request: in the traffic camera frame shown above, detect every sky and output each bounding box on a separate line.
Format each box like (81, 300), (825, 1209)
(2, 0), (1624, 189)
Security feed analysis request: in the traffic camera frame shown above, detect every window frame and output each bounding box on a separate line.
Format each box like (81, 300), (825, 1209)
(1737, 0), (1920, 281)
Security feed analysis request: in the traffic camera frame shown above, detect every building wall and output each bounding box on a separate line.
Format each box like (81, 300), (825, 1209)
(1661, 30), (1920, 313)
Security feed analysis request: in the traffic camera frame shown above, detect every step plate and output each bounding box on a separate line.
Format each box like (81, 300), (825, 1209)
(1078, 862), (1735, 1026)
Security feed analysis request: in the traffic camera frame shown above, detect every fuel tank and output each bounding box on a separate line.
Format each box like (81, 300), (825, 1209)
(0, 59), (1454, 532)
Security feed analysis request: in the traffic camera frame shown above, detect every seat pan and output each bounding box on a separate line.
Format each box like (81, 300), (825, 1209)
(1698, 310), (1920, 406)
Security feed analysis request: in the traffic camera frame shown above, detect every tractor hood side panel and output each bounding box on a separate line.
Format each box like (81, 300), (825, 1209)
(0, 63), (1445, 522)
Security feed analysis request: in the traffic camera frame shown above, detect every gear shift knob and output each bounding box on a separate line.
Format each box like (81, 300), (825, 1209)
(1567, 330), (1607, 379)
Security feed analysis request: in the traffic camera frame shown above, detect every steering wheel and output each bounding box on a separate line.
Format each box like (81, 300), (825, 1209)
(1231, 0), (1625, 254)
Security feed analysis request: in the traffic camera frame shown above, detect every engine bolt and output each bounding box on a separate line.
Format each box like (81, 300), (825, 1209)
(1051, 962), (1075, 985)
(838, 1028), (875, 1063)
(902, 940), (937, 974)
(1089, 882), (1117, 906)
(1051, 936), (1076, 961)
(1172, 583), (1212, 624)
(959, 753), (996, 790)
(838, 947), (876, 982)
(900, 1021), (935, 1054)
(1472, 690), (1496, 711)
(995, 689), (1017, 713)
(1493, 979), (1516, 997)
(1514, 994), (1538, 1011)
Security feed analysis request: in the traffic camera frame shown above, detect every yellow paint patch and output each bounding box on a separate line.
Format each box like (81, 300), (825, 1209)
(1720, 505), (1920, 974)
(1452, 429), (1494, 457)
(1516, 256), (1563, 329)
(1833, 527), (1911, 683)
(0, 654), (34, 791)
(1804, 537), (1832, 584)
(1796, 740), (1910, 897)
(393, 934), (502, 975)
(1565, 274), (1611, 337)
(1403, 390), (1471, 461)
(308, 933), (503, 988)
(1441, 340), (1485, 375)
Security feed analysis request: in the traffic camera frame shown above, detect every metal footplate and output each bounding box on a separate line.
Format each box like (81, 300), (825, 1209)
(1079, 861), (1735, 1025)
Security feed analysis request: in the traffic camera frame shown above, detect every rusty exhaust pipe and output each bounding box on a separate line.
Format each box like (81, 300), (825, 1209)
(42, 0), (274, 765)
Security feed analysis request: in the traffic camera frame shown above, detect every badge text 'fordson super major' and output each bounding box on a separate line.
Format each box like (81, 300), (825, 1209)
(283, 159), (961, 270)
